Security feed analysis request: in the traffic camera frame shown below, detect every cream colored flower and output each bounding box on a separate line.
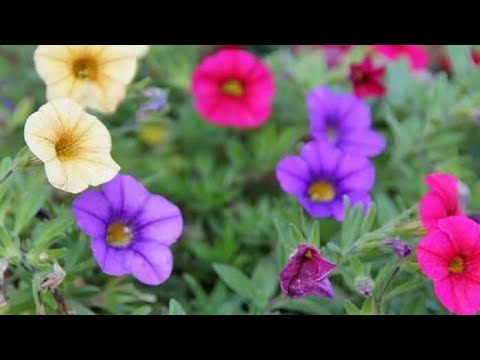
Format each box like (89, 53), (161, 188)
(34, 45), (150, 114)
(24, 98), (120, 194)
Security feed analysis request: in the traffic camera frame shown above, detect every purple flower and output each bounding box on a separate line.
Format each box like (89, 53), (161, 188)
(307, 86), (386, 158)
(72, 174), (183, 286)
(384, 239), (412, 258)
(136, 87), (168, 122)
(279, 243), (336, 299)
(276, 140), (374, 221)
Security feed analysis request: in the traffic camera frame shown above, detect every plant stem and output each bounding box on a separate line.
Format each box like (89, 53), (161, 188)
(0, 169), (12, 184)
(374, 266), (400, 315)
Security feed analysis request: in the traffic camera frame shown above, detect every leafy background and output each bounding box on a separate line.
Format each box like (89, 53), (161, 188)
(0, 45), (479, 315)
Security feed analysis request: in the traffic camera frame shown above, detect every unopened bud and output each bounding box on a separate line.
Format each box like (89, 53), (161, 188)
(355, 277), (375, 297)
(384, 239), (412, 258)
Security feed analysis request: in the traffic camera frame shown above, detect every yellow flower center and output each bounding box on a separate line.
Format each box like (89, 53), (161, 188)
(448, 256), (465, 274)
(54, 133), (82, 162)
(304, 250), (313, 260)
(72, 57), (98, 80)
(221, 79), (244, 97)
(107, 222), (132, 248)
(308, 181), (335, 202)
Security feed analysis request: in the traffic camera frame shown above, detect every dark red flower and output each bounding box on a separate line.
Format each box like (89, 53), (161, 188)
(349, 56), (387, 99)
(472, 51), (480, 66)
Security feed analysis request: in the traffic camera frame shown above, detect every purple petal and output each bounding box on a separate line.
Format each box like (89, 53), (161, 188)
(276, 156), (310, 195)
(72, 190), (110, 238)
(306, 86), (336, 114)
(101, 174), (151, 219)
(335, 153), (375, 192)
(298, 195), (334, 219)
(336, 94), (371, 130)
(337, 129), (386, 157)
(124, 242), (173, 286)
(300, 140), (342, 178)
(134, 195), (183, 246)
(311, 277), (336, 298)
(91, 237), (129, 276)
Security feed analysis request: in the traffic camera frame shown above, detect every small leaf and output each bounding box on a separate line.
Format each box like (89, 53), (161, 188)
(344, 300), (362, 315)
(289, 223), (306, 245)
(10, 97), (33, 128)
(361, 296), (376, 315)
(360, 203), (377, 235)
(169, 299), (187, 315)
(32, 214), (73, 252)
(273, 218), (296, 254)
(13, 188), (50, 235)
(0, 157), (12, 182)
(0, 224), (14, 251)
(446, 45), (472, 76)
(213, 263), (255, 300)
(308, 221), (321, 248)
(251, 260), (278, 306)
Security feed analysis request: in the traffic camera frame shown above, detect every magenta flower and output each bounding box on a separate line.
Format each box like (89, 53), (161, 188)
(72, 174), (183, 286)
(276, 140), (375, 221)
(279, 243), (336, 299)
(307, 86), (385, 158)
(417, 216), (480, 315)
(372, 45), (429, 71)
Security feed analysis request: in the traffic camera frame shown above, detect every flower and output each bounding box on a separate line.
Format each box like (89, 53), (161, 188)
(349, 56), (387, 98)
(384, 239), (412, 258)
(419, 173), (463, 232)
(355, 276), (374, 297)
(321, 45), (353, 67)
(72, 174), (183, 286)
(307, 86), (385, 158)
(472, 51), (480, 66)
(191, 48), (275, 129)
(135, 87), (168, 122)
(34, 45), (149, 114)
(279, 243), (336, 299)
(276, 140), (375, 221)
(24, 98), (120, 194)
(417, 216), (480, 315)
(372, 45), (429, 71)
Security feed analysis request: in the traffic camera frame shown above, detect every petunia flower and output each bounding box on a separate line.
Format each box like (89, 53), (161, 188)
(307, 86), (385, 158)
(72, 174), (183, 286)
(419, 173), (463, 232)
(276, 140), (375, 221)
(349, 56), (387, 99)
(191, 48), (275, 129)
(34, 45), (149, 114)
(417, 216), (480, 315)
(279, 243), (336, 299)
(372, 45), (429, 71)
(24, 98), (120, 194)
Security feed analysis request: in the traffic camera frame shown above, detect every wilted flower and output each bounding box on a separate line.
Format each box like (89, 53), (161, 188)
(34, 45), (149, 114)
(279, 243), (336, 299)
(24, 98), (120, 194)
(72, 174), (183, 285)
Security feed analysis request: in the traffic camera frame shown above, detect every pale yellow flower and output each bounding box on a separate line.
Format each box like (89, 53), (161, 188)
(34, 45), (150, 114)
(24, 98), (120, 194)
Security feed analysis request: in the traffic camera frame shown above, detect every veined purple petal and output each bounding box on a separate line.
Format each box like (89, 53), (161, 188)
(337, 129), (386, 157)
(311, 277), (335, 298)
(300, 140), (342, 178)
(125, 242), (173, 286)
(298, 195), (334, 219)
(335, 153), (375, 192)
(91, 237), (129, 276)
(72, 190), (110, 238)
(276, 156), (310, 195)
(336, 94), (371, 130)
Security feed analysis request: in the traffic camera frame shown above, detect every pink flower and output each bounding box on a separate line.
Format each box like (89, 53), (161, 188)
(372, 45), (429, 71)
(191, 49), (275, 129)
(279, 243), (336, 299)
(419, 173), (463, 232)
(417, 216), (480, 315)
(349, 56), (387, 98)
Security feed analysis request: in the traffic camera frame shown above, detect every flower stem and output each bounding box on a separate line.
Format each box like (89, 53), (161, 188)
(0, 169), (12, 184)
(374, 266), (400, 315)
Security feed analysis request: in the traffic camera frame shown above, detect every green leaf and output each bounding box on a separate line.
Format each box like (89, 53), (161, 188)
(213, 263), (255, 300)
(251, 260), (278, 306)
(361, 296), (376, 315)
(0, 157), (12, 182)
(308, 220), (321, 248)
(10, 97), (33, 128)
(31, 214), (73, 252)
(360, 203), (377, 235)
(289, 223), (305, 244)
(169, 299), (187, 315)
(344, 300), (361, 315)
(0, 223), (14, 251)
(446, 45), (472, 76)
(273, 218), (296, 254)
(13, 187), (50, 235)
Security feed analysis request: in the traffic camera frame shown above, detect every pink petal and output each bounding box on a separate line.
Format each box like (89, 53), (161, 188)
(437, 216), (480, 255)
(434, 276), (479, 315)
(417, 231), (454, 280)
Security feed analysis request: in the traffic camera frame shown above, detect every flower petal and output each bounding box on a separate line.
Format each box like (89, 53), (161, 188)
(276, 156), (310, 195)
(417, 231), (454, 280)
(437, 216), (480, 255)
(72, 190), (110, 238)
(337, 129), (386, 157)
(335, 153), (375, 192)
(91, 237), (129, 276)
(125, 242), (173, 286)
(434, 276), (479, 315)
(300, 140), (342, 178)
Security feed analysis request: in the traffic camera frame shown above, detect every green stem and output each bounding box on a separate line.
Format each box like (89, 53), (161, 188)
(0, 169), (12, 184)
(374, 266), (400, 315)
